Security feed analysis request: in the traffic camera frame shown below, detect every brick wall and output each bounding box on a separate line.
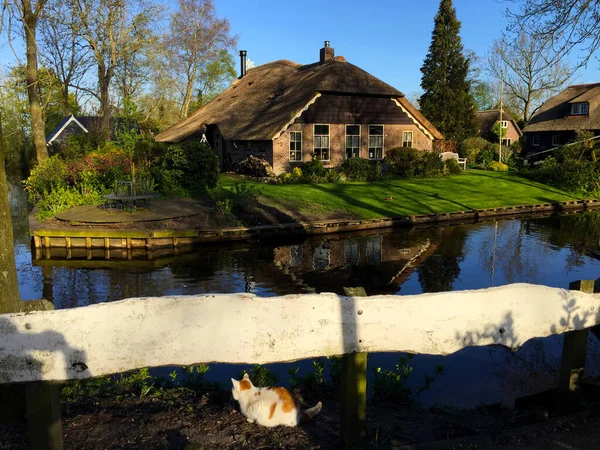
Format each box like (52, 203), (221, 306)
(272, 123), (433, 174)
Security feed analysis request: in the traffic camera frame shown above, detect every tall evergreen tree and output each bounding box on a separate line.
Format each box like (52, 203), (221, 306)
(419, 0), (478, 143)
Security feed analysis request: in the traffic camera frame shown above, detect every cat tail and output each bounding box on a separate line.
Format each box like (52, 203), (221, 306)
(300, 401), (322, 423)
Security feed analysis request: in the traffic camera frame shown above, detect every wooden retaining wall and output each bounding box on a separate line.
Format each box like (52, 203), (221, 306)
(30, 199), (600, 256)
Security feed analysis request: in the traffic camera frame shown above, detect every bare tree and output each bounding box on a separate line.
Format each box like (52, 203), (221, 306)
(38, 0), (92, 115)
(3, 0), (49, 162)
(167, 0), (236, 119)
(70, 0), (158, 138)
(486, 30), (575, 123)
(507, 0), (600, 67)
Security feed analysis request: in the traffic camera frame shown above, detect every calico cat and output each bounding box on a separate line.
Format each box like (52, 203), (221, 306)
(231, 373), (322, 427)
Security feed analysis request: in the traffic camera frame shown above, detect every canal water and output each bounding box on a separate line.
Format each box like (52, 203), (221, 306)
(7, 182), (600, 408)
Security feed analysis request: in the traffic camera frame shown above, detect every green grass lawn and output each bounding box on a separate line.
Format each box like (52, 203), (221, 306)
(218, 171), (587, 220)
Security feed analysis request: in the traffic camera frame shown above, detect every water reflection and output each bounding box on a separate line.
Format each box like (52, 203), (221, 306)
(8, 178), (600, 308)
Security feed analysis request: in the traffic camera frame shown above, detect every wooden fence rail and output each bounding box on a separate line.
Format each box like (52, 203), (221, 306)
(1, 283), (599, 383)
(2, 282), (600, 449)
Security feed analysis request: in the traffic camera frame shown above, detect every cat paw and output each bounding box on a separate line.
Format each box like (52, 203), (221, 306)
(247, 418), (255, 423)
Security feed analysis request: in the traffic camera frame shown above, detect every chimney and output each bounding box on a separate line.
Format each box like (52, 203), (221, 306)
(319, 41), (334, 64)
(239, 50), (247, 77)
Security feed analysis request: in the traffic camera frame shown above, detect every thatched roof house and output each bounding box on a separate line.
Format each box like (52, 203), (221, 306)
(155, 42), (443, 174)
(523, 83), (600, 154)
(475, 110), (522, 146)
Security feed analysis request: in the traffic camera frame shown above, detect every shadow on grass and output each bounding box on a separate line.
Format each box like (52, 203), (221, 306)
(466, 171), (585, 200)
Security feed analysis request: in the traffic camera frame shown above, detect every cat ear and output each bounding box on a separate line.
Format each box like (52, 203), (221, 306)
(243, 373), (249, 380)
(231, 378), (239, 389)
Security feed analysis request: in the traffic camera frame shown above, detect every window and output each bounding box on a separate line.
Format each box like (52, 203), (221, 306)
(313, 124), (330, 161)
(501, 138), (512, 146)
(313, 244), (330, 271)
(571, 102), (589, 115)
(344, 240), (360, 265)
(501, 120), (509, 128)
(552, 135), (560, 147)
(365, 236), (382, 263)
(345, 125), (360, 158)
(289, 245), (303, 267)
(532, 135), (540, 146)
(402, 131), (413, 148)
(289, 131), (302, 161)
(368, 125), (384, 159)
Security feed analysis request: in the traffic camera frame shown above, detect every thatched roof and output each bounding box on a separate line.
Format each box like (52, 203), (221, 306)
(475, 110), (522, 136)
(524, 83), (600, 133)
(155, 58), (442, 142)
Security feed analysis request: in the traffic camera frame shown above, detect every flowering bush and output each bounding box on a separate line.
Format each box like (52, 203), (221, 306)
(66, 148), (131, 190)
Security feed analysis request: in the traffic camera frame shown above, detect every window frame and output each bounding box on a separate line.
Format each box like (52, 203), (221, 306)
(532, 135), (540, 147)
(313, 124), (330, 161)
(289, 131), (302, 162)
(552, 135), (560, 147)
(345, 125), (361, 159)
(571, 102), (589, 115)
(501, 120), (509, 129)
(501, 138), (512, 147)
(368, 124), (385, 160)
(402, 130), (413, 148)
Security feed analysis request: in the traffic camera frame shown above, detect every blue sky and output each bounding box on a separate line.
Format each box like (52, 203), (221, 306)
(215, 0), (597, 97)
(1, 0), (597, 97)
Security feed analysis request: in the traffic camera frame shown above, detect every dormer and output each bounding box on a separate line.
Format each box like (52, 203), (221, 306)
(570, 102), (589, 116)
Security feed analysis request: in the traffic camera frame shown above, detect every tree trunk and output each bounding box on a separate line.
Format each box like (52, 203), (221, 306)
(180, 77), (195, 119)
(0, 107), (21, 314)
(98, 64), (111, 141)
(22, 1), (49, 163)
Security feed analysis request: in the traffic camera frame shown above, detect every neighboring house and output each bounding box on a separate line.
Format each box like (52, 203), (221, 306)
(46, 115), (139, 151)
(475, 110), (522, 146)
(155, 42), (443, 174)
(523, 83), (600, 156)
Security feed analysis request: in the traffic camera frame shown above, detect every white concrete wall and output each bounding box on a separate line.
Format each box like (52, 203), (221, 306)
(1, 283), (599, 383)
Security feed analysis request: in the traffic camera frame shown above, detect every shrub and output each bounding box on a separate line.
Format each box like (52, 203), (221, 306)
(232, 182), (261, 213)
(291, 167), (303, 181)
(340, 157), (372, 181)
(302, 156), (325, 179)
(460, 137), (488, 163)
(433, 139), (457, 154)
(489, 161), (509, 171)
(237, 364), (279, 388)
(156, 142), (219, 196)
(445, 158), (461, 174)
(23, 155), (68, 204)
(35, 185), (104, 221)
(418, 151), (445, 178)
(385, 147), (421, 178)
(476, 146), (495, 168)
(372, 354), (444, 404)
(324, 168), (343, 183)
(67, 148), (131, 190)
(525, 157), (600, 195)
(289, 357), (341, 401)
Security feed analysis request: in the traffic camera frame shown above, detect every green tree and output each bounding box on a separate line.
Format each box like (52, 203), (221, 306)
(419, 0), (478, 142)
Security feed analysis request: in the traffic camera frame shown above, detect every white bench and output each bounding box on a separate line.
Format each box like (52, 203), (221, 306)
(439, 151), (467, 170)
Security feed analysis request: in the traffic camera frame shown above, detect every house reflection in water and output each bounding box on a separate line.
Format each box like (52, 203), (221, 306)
(272, 231), (437, 295)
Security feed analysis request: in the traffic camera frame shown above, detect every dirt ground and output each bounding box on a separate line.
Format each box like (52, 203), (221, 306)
(3, 391), (600, 450)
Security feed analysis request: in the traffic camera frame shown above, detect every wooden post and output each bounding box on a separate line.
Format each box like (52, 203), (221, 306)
(341, 287), (368, 449)
(25, 382), (63, 450)
(556, 279), (594, 413)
